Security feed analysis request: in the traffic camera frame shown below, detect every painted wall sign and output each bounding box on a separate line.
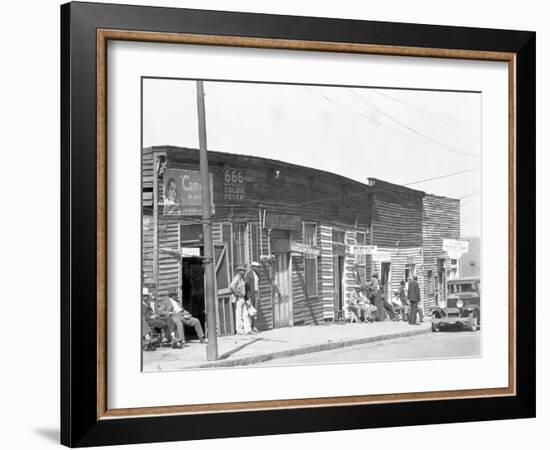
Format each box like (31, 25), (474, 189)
(163, 169), (214, 216)
(290, 242), (321, 256)
(442, 239), (469, 259)
(264, 211), (301, 230)
(223, 167), (246, 202)
(350, 245), (378, 255)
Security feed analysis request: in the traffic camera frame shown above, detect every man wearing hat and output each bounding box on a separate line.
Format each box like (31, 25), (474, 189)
(245, 262), (261, 333)
(158, 291), (206, 346)
(231, 264), (251, 334)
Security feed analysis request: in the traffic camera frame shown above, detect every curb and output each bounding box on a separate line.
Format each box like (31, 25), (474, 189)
(191, 326), (431, 369)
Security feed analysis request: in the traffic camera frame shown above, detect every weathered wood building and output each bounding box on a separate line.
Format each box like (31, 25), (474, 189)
(143, 146), (374, 334)
(142, 146), (462, 333)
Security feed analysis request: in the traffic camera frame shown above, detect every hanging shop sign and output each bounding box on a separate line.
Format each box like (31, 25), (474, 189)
(372, 251), (392, 262)
(264, 210), (301, 230)
(290, 242), (321, 256)
(349, 245), (378, 255)
(442, 239), (469, 259)
(222, 167), (246, 203)
(162, 169), (214, 216)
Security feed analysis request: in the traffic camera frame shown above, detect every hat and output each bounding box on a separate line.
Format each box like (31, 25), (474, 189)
(372, 273), (379, 279)
(235, 264), (246, 272)
(251, 261), (261, 268)
(168, 290), (178, 297)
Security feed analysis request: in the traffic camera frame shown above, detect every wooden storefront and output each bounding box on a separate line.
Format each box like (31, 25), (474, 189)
(422, 194), (461, 310)
(142, 146), (372, 334)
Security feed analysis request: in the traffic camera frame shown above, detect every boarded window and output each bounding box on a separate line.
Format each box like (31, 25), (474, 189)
(249, 222), (260, 263)
(303, 222), (318, 297)
(233, 223), (247, 267)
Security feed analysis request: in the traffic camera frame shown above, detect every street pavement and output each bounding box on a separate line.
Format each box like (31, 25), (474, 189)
(142, 320), (434, 371)
(255, 330), (481, 366)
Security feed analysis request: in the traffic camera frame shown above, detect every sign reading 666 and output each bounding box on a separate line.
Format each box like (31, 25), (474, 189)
(223, 167), (246, 202)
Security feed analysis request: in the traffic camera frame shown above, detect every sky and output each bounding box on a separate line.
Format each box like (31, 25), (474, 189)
(143, 79), (481, 237)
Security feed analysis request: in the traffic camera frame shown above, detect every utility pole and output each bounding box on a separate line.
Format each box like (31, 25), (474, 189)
(196, 80), (218, 361)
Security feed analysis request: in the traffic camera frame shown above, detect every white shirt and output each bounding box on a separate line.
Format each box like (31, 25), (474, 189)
(169, 298), (183, 313)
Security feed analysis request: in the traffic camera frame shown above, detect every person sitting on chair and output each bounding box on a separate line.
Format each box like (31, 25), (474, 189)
(142, 294), (171, 351)
(158, 292), (206, 345)
(346, 285), (362, 323)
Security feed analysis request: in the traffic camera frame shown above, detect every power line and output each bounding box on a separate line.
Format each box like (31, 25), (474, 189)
(306, 87), (477, 160)
(371, 89), (475, 128)
(403, 168), (478, 186)
(346, 89), (478, 158)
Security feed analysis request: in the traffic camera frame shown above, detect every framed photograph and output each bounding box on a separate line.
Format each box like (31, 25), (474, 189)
(61, 1), (535, 447)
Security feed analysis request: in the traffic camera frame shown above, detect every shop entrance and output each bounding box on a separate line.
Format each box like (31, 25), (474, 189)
(273, 253), (291, 327)
(436, 258), (446, 305)
(332, 255), (345, 313)
(181, 255), (205, 339)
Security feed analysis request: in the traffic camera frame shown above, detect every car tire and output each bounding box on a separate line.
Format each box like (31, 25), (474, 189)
(431, 314), (441, 332)
(466, 310), (479, 332)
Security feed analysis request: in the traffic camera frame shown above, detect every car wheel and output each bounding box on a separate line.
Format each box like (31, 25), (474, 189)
(431, 313), (440, 332)
(467, 311), (479, 332)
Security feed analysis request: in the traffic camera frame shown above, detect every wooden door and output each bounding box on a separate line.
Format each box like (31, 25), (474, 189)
(213, 243), (234, 335)
(332, 255), (344, 312)
(273, 253), (291, 327)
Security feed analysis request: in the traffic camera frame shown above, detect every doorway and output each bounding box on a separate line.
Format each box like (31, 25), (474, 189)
(273, 253), (291, 327)
(332, 255), (345, 313)
(181, 256), (205, 339)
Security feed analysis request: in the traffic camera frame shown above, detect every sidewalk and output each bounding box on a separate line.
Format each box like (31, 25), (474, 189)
(142, 320), (431, 371)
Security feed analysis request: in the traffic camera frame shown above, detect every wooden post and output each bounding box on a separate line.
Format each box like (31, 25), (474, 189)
(196, 80), (218, 361)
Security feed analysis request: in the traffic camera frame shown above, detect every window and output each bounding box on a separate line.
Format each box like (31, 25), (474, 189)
(249, 222), (260, 263)
(303, 222), (318, 297)
(426, 270), (434, 295)
(355, 231), (367, 285)
(232, 223), (248, 268)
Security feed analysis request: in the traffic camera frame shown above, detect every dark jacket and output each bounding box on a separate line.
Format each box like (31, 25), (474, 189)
(407, 280), (421, 302)
(245, 269), (259, 302)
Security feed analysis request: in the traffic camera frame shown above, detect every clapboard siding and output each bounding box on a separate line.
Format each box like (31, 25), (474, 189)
(370, 179), (423, 248)
(255, 227), (273, 331)
(157, 222), (180, 299)
(422, 194), (461, 311)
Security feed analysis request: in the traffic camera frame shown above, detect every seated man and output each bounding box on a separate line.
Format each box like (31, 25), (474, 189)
(357, 286), (377, 322)
(142, 295), (171, 351)
(159, 291), (206, 344)
(346, 285), (362, 323)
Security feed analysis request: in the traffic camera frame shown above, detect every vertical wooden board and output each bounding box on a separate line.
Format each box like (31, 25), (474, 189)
(319, 225), (334, 320)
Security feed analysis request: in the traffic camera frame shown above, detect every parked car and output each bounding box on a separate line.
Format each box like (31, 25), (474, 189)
(431, 276), (480, 332)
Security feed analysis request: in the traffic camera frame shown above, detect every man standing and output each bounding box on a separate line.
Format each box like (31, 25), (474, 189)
(407, 275), (421, 325)
(231, 264), (251, 334)
(245, 262), (261, 333)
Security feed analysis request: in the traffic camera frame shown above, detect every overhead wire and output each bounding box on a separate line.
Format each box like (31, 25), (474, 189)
(371, 89), (476, 128)
(344, 89), (478, 158)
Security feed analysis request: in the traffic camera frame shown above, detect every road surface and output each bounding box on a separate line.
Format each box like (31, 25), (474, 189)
(255, 330), (480, 366)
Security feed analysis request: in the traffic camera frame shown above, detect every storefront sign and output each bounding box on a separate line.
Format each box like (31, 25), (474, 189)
(290, 242), (321, 256)
(350, 245), (377, 255)
(181, 247), (201, 257)
(264, 211), (301, 230)
(223, 167), (246, 203)
(442, 239), (469, 259)
(163, 169), (214, 216)
(372, 251), (392, 262)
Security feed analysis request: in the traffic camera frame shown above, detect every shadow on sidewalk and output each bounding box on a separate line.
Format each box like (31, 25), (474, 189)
(219, 337), (263, 360)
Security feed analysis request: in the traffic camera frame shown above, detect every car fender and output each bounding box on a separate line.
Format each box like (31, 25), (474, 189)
(463, 304), (479, 314)
(431, 307), (445, 317)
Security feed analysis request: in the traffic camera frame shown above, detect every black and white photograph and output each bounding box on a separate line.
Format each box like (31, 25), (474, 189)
(141, 78), (482, 372)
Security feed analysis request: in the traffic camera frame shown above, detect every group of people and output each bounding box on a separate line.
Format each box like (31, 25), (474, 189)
(347, 273), (423, 325)
(230, 262), (261, 335)
(142, 290), (206, 351)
